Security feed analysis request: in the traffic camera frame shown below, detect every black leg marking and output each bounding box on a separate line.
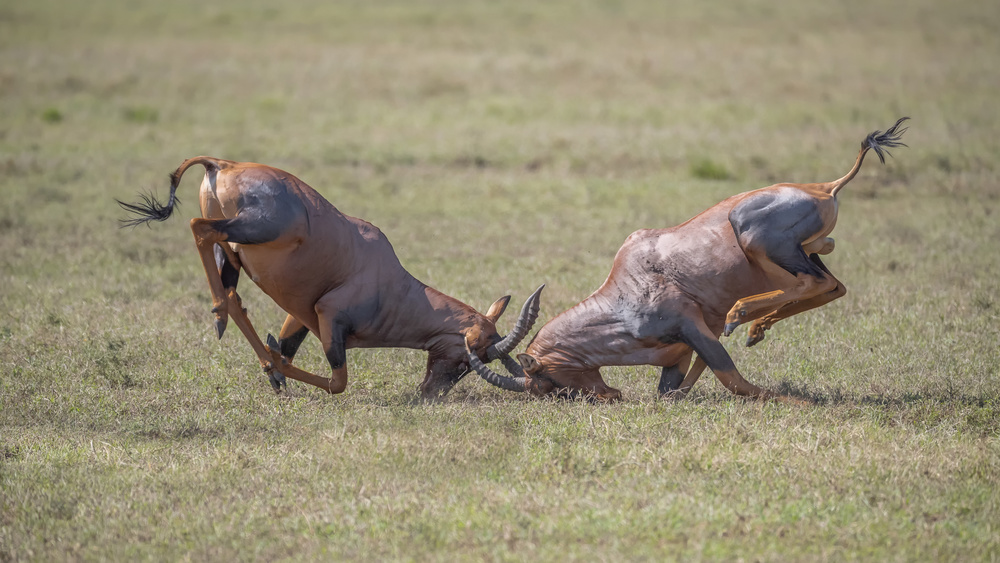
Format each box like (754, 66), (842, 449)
(323, 324), (349, 372)
(279, 325), (311, 361)
(264, 334), (286, 391)
(215, 244), (241, 291)
(681, 321), (738, 375)
(658, 364), (685, 395)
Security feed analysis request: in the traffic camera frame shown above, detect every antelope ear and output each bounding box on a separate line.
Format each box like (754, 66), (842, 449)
(485, 295), (511, 323)
(516, 353), (541, 374)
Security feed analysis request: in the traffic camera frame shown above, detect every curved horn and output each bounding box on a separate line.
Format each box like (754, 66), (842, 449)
(466, 338), (526, 392)
(487, 284), (544, 360)
(498, 353), (528, 379)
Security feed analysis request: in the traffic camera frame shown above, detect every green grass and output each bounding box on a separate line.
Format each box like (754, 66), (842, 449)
(690, 158), (732, 181)
(2, 0), (999, 560)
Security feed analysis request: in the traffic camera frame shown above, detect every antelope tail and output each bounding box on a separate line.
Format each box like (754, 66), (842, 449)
(826, 117), (909, 198)
(117, 156), (232, 228)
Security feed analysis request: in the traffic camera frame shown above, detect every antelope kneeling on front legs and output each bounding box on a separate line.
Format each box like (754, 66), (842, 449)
(467, 118), (909, 404)
(119, 157), (543, 398)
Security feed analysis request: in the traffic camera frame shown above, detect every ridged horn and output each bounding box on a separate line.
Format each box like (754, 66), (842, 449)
(487, 284), (544, 360)
(466, 338), (526, 392)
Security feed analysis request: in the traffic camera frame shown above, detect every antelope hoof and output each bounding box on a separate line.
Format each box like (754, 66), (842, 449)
(268, 370), (287, 393)
(214, 317), (228, 339)
(745, 328), (767, 347)
(211, 306), (228, 339)
(723, 321), (739, 337)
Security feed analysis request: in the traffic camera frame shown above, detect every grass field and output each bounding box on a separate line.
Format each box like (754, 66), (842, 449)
(2, 0), (999, 560)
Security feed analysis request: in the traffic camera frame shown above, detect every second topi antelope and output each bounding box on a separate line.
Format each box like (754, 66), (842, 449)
(467, 118), (909, 404)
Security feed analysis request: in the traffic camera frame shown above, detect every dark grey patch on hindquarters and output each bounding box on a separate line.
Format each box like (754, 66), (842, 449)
(765, 244), (827, 279)
(217, 182), (304, 246)
(809, 253), (832, 275)
(729, 189), (828, 278)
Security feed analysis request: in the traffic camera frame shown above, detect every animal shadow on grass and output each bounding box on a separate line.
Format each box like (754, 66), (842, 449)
(793, 380), (997, 412)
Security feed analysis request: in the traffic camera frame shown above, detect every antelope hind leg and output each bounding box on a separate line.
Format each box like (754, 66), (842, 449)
(725, 189), (839, 336)
(745, 254), (846, 347)
(190, 218), (236, 338)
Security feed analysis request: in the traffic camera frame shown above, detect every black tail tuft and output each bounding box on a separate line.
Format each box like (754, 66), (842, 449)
(116, 175), (180, 228)
(865, 116), (910, 164)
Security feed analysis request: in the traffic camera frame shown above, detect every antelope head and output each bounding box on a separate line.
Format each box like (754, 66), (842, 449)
(464, 284), (545, 393)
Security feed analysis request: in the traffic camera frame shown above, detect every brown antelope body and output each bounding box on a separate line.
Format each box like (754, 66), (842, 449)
(467, 118), (909, 403)
(119, 158), (543, 397)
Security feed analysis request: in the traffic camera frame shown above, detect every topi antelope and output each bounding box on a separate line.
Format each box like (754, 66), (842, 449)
(467, 118), (909, 404)
(119, 157), (544, 398)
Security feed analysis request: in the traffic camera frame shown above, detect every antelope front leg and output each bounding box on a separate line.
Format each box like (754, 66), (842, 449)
(683, 317), (811, 405)
(260, 333), (336, 393)
(253, 314), (312, 391)
(222, 289), (335, 393)
(658, 350), (693, 398)
(659, 355), (708, 399)
(315, 297), (352, 395)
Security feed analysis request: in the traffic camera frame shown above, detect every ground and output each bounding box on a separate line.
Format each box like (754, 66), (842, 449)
(1, 0), (998, 560)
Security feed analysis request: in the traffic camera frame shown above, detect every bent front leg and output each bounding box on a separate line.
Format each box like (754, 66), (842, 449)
(683, 316), (808, 405)
(254, 315), (313, 391)
(219, 290), (335, 393)
(315, 301), (351, 395)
